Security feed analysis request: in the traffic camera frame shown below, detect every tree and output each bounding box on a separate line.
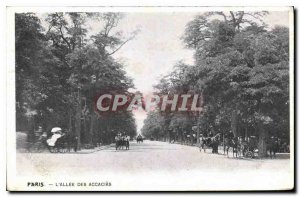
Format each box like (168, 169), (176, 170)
(16, 13), (66, 139)
(181, 12), (289, 157)
(16, 12), (138, 148)
(141, 111), (165, 140)
(143, 11), (289, 158)
(43, 12), (137, 148)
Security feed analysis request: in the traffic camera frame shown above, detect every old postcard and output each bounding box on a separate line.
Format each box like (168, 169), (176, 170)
(6, 6), (294, 191)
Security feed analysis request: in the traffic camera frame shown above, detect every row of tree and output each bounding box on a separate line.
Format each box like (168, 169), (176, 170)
(141, 11), (290, 157)
(16, 12), (137, 148)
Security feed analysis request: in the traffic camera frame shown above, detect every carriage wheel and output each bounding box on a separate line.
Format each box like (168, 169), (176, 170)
(48, 146), (54, 153)
(59, 147), (68, 153)
(49, 146), (58, 153)
(245, 151), (254, 158)
(59, 143), (69, 153)
(54, 147), (59, 153)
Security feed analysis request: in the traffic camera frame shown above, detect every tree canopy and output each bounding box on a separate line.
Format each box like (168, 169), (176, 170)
(141, 11), (289, 157)
(16, 12), (137, 146)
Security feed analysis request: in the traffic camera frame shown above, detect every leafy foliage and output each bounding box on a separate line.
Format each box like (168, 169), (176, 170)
(16, 12), (137, 145)
(142, 12), (290, 153)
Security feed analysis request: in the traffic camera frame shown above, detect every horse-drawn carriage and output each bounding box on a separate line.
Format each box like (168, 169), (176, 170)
(27, 127), (78, 153)
(223, 135), (259, 158)
(199, 132), (260, 158)
(223, 135), (284, 159)
(47, 133), (78, 153)
(136, 134), (143, 143)
(115, 135), (130, 150)
(46, 127), (78, 153)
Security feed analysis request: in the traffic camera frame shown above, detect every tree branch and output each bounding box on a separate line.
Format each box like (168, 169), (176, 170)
(59, 26), (71, 50)
(106, 37), (132, 56)
(215, 12), (228, 22)
(230, 11), (237, 28)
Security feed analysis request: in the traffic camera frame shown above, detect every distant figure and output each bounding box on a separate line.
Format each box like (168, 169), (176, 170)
(38, 131), (48, 142)
(115, 135), (120, 141)
(34, 126), (43, 141)
(125, 135), (130, 150)
(125, 135), (130, 141)
(137, 134), (143, 143)
(267, 136), (278, 159)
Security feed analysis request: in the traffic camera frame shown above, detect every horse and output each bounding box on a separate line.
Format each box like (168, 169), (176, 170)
(137, 136), (143, 143)
(125, 139), (130, 150)
(223, 137), (240, 157)
(199, 133), (221, 153)
(115, 136), (130, 150)
(115, 136), (123, 150)
(199, 137), (211, 153)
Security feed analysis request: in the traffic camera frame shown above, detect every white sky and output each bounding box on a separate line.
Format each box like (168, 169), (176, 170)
(109, 13), (196, 134)
(39, 11), (290, 134)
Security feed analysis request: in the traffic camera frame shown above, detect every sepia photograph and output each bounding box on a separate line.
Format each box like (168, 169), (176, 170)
(6, 6), (294, 191)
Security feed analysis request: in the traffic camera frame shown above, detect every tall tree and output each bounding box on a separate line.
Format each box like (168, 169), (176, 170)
(182, 11), (289, 157)
(16, 12), (138, 148)
(143, 12), (289, 158)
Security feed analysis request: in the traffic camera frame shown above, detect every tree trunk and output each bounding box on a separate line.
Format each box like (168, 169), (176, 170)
(231, 108), (238, 136)
(196, 124), (200, 145)
(89, 113), (96, 146)
(258, 122), (268, 158)
(75, 97), (81, 150)
(27, 116), (35, 143)
(69, 109), (72, 132)
(84, 116), (88, 144)
(178, 129), (182, 144)
(168, 130), (171, 143)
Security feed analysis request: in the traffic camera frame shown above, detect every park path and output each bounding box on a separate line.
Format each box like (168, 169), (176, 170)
(16, 140), (293, 191)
